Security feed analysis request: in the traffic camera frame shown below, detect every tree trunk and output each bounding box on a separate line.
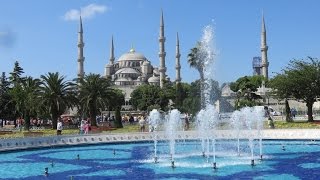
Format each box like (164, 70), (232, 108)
(306, 101), (314, 122)
(24, 111), (30, 131)
(114, 107), (123, 128)
(285, 99), (293, 122)
(89, 104), (97, 126)
(51, 107), (59, 130)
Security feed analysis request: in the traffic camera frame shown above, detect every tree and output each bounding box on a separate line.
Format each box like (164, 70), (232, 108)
(77, 74), (114, 126)
(269, 74), (293, 122)
(40, 72), (77, 129)
(130, 84), (170, 111)
(0, 72), (15, 121)
(188, 42), (206, 108)
(9, 61), (25, 86)
(9, 77), (41, 130)
(109, 89), (125, 128)
(230, 75), (265, 109)
(270, 57), (320, 122)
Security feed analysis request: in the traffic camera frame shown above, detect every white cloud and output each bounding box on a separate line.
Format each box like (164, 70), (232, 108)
(64, 4), (109, 21)
(0, 29), (15, 48)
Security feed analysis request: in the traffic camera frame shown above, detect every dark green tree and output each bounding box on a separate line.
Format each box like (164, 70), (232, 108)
(40, 72), (77, 129)
(9, 61), (25, 86)
(230, 75), (265, 109)
(188, 42), (206, 108)
(269, 74), (293, 122)
(9, 77), (41, 130)
(0, 72), (14, 121)
(270, 57), (320, 122)
(77, 74), (114, 126)
(130, 84), (170, 111)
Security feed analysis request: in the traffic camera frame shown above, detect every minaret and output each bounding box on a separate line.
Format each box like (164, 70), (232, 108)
(158, 10), (166, 88)
(109, 36), (115, 65)
(175, 32), (181, 84)
(261, 14), (269, 80)
(77, 16), (85, 79)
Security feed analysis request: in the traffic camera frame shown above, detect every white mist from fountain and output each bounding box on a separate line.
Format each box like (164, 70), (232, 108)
(165, 109), (182, 167)
(230, 110), (243, 156)
(194, 24), (219, 167)
(149, 109), (161, 163)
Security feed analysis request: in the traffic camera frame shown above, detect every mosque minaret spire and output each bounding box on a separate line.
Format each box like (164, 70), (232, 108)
(110, 35), (115, 65)
(77, 15), (85, 79)
(175, 32), (181, 84)
(158, 9), (166, 88)
(261, 14), (269, 80)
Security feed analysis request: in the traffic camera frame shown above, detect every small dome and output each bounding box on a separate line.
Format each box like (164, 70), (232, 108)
(153, 68), (160, 75)
(115, 68), (140, 74)
(118, 49), (147, 61)
(148, 75), (160, 83)
(142, 61), (150, 66)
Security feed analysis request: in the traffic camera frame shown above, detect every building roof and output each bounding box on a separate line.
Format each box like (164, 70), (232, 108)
(148, 75), (160, 83)
(115, 67), (140, 74)
(118, 48), (147, 61)
(115, 77), (133, 82)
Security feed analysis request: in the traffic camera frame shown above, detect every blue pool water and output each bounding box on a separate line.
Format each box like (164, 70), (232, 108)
(0, 139), (320, 179)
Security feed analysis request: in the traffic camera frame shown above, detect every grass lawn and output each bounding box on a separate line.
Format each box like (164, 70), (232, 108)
(272, 120), (320, 129)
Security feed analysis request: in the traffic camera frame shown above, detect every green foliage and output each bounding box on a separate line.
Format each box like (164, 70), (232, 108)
(230, 75), (264, 109)
(270, 57), (320, 122)
(130, 84), (170, 111)
(9, 77), (41, 130)
(77, 74), (114, 126)
(40, 72), (77, 129)
(9, 61), (25, 86)
(0, 72), (14, 120)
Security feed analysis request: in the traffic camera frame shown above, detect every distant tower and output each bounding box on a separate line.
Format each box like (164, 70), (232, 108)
(77, 16), (85, 79)
(261, 14), (269, 80)
(109, 36), (115, 65)
(175, 32), (181, 84)
(158, 10), (166, 88)
(252, 56), (262, 76)
(104, 36), (115, 77)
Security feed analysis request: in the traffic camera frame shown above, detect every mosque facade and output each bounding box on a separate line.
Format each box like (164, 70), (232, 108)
(76, 11), (181, 110)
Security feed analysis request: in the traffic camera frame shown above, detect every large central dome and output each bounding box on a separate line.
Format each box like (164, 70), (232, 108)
(118, 48), (147, 61)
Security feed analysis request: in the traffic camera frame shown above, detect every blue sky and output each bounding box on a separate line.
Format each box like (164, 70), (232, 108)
(0, 0), (320, 85)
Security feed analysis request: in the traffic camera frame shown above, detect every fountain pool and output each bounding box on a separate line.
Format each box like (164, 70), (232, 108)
(0, 139), (320, 179)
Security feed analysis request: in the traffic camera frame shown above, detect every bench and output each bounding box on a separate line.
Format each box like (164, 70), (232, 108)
(0, 131), (13, 135)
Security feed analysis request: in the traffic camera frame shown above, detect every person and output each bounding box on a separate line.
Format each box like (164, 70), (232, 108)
(129, 115), (134, 124)
(57, 119), (63, 135)
(139, 116), (146, 132)
(184, 114), (190, 131)
(264, 106), (274, 129)
(79, 119), (85, 134)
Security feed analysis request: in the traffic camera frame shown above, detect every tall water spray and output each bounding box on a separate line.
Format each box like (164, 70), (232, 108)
(149, 109), (161, 163)
(195, 24), (219, 166)
(165, 109), (182, 166)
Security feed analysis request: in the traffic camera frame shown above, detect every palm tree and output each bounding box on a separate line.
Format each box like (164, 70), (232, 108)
(188, 42), (205, 108)
(77, 73), (114, 126)
(40, 72), (77, 129)
(9, 77), (41, 130)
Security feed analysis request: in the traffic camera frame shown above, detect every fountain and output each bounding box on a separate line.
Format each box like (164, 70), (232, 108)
(148, 23), (265, 169)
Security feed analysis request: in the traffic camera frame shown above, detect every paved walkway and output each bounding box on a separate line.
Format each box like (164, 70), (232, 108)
(0, 129), (319, 152)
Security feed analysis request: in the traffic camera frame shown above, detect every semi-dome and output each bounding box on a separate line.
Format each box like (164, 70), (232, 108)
(115, 68), (140, 74)
(115, 77), (133, 82)
(118, 48), (147, 61)
(148, 75), (160, 83)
